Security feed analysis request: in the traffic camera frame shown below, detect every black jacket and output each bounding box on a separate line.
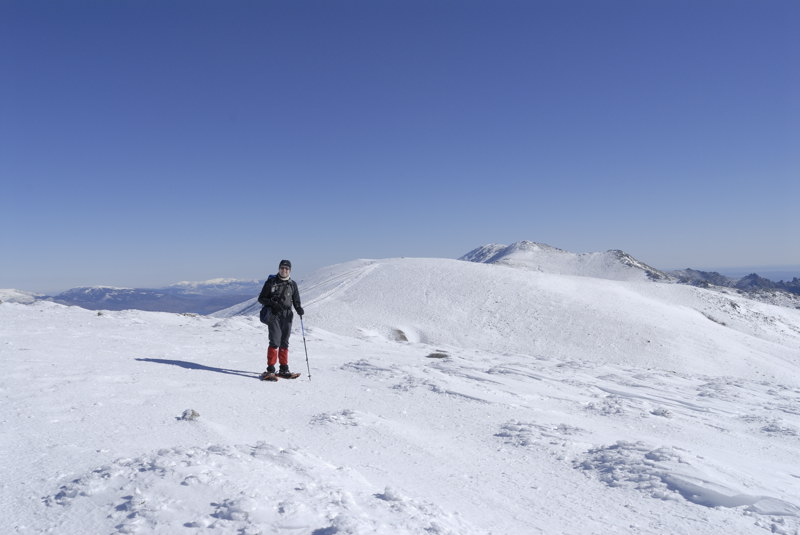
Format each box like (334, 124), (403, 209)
(258, 275), (302, 315)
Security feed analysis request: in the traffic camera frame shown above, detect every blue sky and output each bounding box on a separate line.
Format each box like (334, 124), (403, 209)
(2, 0), (798, 292)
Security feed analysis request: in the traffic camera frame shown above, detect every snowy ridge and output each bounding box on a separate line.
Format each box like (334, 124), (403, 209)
(460, 240), (670, 281)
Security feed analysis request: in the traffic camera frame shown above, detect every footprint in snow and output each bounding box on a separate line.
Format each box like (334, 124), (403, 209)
(310, 409), (361, 427)
(341, 359), (397, 378)
(496, 420), (586, 450)
(759, 418), (800, 438)
(584, 394), (628, 416)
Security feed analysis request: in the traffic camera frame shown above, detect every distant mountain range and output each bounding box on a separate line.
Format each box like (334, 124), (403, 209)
(670, 268), (800, 294)
(45, 279), (265, 314)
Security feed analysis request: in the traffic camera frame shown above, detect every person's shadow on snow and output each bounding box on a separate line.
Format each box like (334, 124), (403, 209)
(135, 358), (260, 379)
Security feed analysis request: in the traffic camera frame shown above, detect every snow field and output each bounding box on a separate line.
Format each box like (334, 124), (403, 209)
(3, 256), (800, 534)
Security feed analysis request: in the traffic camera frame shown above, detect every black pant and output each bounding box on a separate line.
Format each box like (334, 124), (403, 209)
(267, 311), (293, 348)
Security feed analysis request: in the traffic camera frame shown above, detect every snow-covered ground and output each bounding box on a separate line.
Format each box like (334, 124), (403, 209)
(3, 257), (800, 534)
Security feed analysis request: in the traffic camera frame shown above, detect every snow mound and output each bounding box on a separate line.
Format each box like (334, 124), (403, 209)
(44, 442), (474, 534)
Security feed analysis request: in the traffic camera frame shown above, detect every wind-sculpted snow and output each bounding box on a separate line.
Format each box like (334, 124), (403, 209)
(576, 441), (800, 517)
(44, 442), (471, 534)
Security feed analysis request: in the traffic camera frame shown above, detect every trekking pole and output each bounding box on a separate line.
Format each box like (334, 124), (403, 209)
(300, 315), (311, 381)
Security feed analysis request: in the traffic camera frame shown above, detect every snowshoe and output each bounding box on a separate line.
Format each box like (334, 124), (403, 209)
(259, 371), (278, 381)
(277, 371), (301, 379)
(277, 365), (301, 379)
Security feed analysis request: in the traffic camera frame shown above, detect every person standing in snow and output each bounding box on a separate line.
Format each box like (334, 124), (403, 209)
(258, 259), (304, 380)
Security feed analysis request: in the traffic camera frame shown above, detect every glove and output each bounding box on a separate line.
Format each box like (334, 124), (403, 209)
(270, 297), (281, 314)
(296, 306), (304, 316)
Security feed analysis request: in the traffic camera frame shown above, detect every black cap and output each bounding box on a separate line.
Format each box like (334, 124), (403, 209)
(279, 259), (292, 269)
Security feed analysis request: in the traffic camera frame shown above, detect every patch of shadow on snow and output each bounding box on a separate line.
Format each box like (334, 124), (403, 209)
(136, 357), (259, 380)
(392, 328), (409, 342)
(178, 409), (200, 421)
